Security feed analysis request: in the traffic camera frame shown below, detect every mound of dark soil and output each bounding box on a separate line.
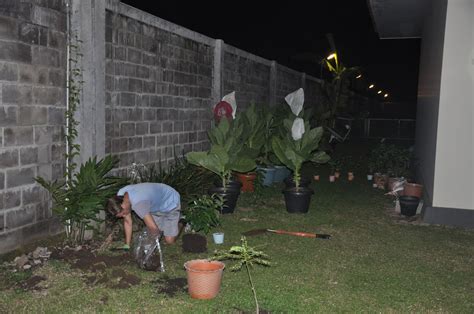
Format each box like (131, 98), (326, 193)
(154, 275), (187, 297)
(51, 248), (134, 272)
(51, 247), (141, 289)
(182, 234), (207, 253)
(16, 275), (46, 291)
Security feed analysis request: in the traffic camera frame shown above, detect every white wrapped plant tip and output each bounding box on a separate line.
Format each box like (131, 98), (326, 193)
(285, 88), (304, 116)
(291, 117), (305, 141)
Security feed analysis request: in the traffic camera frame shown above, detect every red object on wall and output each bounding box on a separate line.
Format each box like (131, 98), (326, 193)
(213, 101), (233, 122)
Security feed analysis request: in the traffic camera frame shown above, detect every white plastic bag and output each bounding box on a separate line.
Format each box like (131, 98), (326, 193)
(285, 88), (304, 116)
(221, 91), (237, 119)
(133, 229), (165, 272)
(291, 117), (305, 141)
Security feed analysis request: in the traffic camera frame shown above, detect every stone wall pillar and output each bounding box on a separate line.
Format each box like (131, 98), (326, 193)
(71, 0), (106, 163)
(269, 61), (277, 106)
(212, 39), (224, 105)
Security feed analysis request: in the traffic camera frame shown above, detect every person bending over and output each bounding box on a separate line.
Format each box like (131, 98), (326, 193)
(107, 183), (180, 249)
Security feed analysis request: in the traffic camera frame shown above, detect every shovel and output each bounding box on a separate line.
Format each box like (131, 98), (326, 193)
(243, 228), (331, 239)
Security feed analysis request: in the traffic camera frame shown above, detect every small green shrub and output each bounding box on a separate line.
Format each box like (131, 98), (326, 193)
(182, 194), (224, 235)
(133, 154), (216, 203)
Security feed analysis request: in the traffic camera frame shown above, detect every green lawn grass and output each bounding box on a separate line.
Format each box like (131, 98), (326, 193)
(1, 162), (473, 313)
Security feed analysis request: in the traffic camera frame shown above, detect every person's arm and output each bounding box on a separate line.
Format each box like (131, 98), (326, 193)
(142, 213), (160, 237)
(123, 212), (133, 246)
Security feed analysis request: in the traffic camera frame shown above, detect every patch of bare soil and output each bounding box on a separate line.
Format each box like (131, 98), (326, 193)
(16, 275), (47, 291)
(154, 275), (187, 297)
(182, 234), (207, 253)
(50, 247), (141, 289)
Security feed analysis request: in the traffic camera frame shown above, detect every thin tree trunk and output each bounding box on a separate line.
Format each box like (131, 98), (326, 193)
(246, 264), (259, 314)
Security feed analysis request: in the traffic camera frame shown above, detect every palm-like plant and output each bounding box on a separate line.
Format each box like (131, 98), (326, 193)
(213, 236), (270, 314)
(320, 51), (360, 128)
(36, 155), (126, 244)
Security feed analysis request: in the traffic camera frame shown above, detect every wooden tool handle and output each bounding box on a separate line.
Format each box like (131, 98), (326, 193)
(271, 230), (317, 238)
(269, 229), (332, 239)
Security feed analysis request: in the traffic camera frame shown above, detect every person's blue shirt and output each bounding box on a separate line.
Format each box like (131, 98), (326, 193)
(117, 183), (180, 213)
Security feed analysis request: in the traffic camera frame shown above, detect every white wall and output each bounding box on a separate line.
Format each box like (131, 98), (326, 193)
(433, 0), (474, 210)
(415, 0), (447, 205)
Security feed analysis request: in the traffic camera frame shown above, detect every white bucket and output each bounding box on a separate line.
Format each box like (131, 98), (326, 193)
(212, 232), (224, 244)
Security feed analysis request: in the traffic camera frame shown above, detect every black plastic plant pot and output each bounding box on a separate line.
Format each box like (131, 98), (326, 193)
(282, 187), (314, 213)
(213, 179), (242, 191)
(208, 186), (240, 214)
(399, 196), (420, 217)
(284, 176), (311, 188)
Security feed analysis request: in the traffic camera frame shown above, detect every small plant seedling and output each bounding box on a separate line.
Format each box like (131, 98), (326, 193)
(213, 236), (270, 314)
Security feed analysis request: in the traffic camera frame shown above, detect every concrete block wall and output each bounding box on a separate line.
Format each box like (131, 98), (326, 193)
(0, 0), (66, 253)
(276, 65), (305, 104)
(0, 0), (327, 253)
(105, 5), (214, 171)
(223, 45), (271, 110)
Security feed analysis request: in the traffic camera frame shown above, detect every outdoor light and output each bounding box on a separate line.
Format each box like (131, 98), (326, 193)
(377, 90), (382, 94)
(384, 93), (389, 98)
(326, 53), (336, 60)
(368, 84), (375, 89)
(356, 74), (362, 79)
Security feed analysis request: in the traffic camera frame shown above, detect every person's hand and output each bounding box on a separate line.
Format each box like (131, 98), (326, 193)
(148, 227), (161, 238)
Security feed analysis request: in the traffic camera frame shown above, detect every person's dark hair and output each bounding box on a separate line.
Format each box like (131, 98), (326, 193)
(106, 195), (124, 216)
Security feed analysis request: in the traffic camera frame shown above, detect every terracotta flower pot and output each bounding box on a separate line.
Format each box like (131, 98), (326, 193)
(184, 259), (225, 299)
(334, 171), (340, 179)
(388, 177), (402, 191)
(373, 173), (388, 190)
(313, 175), (320, 181)
(403, 183), (423, 199)
(329, 175), (335, 182)
(348, 172), (354, 181)
(235, 172), (257, 192)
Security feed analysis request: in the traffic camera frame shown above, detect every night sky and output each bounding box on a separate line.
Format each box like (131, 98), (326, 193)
(121, 0), (421, 104)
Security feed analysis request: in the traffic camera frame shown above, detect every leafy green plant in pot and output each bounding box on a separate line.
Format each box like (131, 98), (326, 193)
(181, 194), (224, 253)
(256, 105), (281, 185)
(186, 118), (256, 213)
(272, 88), (330, 213)
(234, 103), (266, 192)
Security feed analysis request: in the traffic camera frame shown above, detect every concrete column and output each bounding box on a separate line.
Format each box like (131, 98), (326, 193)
(71, 0), (106, 163)
(269, 61), (277, 106)
(212, 39), (224, 105)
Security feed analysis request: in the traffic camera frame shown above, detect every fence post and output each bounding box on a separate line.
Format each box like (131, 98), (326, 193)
(71, 0), (106, 163)
(269, 60), (277, 107)
(212, 39), (224, 105)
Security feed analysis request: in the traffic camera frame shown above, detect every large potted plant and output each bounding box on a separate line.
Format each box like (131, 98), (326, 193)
(272, 88), (330, 213)
(257, 105), (281, 185)
(186, 118), (256, 213)
(234, 103), (266, 192)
